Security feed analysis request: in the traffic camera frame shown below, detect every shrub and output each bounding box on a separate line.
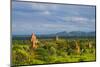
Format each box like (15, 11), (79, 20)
(35, 48), (49, 61)
(12, 48), (30, 65)
(56, 40), (67, 50)
(49, 47), (57, 56)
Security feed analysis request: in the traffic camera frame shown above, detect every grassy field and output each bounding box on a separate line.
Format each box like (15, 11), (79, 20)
(12, 37), (96, 66)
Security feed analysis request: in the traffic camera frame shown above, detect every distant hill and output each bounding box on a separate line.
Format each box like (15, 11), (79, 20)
(36, 31), (96, 38)
(56, 31), (68, 36)
(55, 31), (95, 37)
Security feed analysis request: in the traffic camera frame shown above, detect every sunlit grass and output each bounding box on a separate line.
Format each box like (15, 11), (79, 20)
(12, 38), (96, 66)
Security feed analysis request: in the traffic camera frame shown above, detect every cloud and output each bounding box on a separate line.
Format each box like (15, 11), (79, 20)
(41, 10), (51, 15)
(12, 1), (96, 35)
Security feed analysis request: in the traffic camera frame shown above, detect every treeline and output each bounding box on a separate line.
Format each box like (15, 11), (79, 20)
(12, 35), (95, 40)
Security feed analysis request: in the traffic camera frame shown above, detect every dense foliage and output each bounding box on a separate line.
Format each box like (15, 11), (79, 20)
(12, 37), (96, 66)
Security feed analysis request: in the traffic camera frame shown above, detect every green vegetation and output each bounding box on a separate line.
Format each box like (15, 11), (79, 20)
(12, 37), (96, 66)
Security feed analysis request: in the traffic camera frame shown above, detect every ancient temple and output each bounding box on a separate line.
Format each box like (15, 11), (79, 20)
(56, 35), (59, 41)
(31, 33), (38, 49)
(75, 41), (80, 54)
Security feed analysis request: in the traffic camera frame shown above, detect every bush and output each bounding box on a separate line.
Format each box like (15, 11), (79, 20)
(56, 40), (67, 50)
(35, 48), (49, 61)
(12, 49), (30, 65)
(49, 47), (57, 56)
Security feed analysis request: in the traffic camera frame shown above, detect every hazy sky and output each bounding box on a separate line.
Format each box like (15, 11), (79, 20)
(12, 1), (96, 35)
